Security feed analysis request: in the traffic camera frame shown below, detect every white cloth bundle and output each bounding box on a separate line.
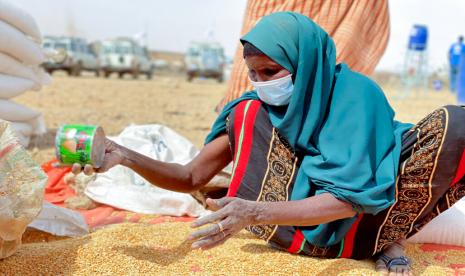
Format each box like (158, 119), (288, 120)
(0, 0), (50, 146)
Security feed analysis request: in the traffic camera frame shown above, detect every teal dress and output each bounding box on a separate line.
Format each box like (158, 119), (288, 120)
(205, 12), (412, 247)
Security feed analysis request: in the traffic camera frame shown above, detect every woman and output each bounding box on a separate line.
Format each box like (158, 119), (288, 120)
(219, 0), (390, 110)
(74, 12), (465, 275)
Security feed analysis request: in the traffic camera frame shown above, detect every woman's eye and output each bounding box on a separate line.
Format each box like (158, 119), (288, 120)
(264, 69), (278, 76)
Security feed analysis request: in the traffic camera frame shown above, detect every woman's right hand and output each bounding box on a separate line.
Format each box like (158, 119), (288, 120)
(71, 138), (125, 175)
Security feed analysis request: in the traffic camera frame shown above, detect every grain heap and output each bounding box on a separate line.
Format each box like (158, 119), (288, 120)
(2, 222), (464, 275)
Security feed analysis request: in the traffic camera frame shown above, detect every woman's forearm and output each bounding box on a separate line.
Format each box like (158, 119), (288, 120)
(253, 193), (357, 226)
(117, 134), (232, 193)
(120, 146), (195, 193)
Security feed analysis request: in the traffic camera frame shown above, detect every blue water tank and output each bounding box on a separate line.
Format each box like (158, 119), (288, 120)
(408, 25), (428, 51)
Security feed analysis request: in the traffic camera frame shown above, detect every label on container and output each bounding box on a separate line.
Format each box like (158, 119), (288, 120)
(55, 125), (97, 165)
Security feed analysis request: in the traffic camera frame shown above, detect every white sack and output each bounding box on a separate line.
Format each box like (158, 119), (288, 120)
(11, 122), (32, 137)
(0, 53), (50, 86)
(10, 121), (32, 147)
(0, 75), (37, 99)
(0, 0), (41, 42)
(0, 20), (45, 65)
(26, 114), (46, 135)
(409, 198), (465, 247)
(0, 99), (41, 122)
(29, 201), (89, 237)
(7, 116), (46, 147)
(85, 124), (209, 217)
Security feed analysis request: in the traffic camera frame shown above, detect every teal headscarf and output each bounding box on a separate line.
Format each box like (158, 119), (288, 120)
(205, 12), (412, 246)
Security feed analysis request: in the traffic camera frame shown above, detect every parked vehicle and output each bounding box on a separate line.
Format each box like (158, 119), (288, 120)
(185, 42), (225, 82)
(42, 36), (100, 76)
(98, 38), (153, 79)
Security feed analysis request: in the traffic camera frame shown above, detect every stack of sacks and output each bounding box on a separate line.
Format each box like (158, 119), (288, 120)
(0, 0), (51, 147)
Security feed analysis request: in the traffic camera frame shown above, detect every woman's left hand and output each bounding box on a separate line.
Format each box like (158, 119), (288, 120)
(188, 197), (260, 250)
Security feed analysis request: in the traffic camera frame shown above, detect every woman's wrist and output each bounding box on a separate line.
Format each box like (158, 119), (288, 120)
(249, 201), (267, 225)
(118, 145), (133, 168)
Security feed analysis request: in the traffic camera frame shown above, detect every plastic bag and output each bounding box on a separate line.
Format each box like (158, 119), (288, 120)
(0, 120), (47, 258)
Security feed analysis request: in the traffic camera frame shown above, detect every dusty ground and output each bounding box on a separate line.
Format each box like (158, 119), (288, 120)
(16, 73), (457, 164)
(16, 73), (226, 164)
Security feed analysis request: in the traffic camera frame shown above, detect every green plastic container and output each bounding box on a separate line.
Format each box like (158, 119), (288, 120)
(55, 125), (105, 168)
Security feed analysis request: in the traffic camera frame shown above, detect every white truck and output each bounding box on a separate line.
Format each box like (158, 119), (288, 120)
(185, 42), (225, 83)
(42, 36), (100, 76)
(98, 38), (153, 79)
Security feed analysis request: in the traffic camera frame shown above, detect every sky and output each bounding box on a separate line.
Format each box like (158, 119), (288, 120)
(11, 0), (465, 72)
(381, 0), (465, 72)
(12, 0), (248, 56)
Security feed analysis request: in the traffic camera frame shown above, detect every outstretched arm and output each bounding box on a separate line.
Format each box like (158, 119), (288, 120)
(74, 135), (232, 193)
(122, 135), (232, 192)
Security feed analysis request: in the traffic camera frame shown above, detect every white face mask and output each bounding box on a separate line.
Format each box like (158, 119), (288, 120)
(250, 74), (294, 106)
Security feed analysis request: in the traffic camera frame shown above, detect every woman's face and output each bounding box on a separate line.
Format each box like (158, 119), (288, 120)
(245, 54), (290, 82)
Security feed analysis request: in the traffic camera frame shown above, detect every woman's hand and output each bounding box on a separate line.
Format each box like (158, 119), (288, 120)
(71, 138), (125, 175)
(188, 197), (261, 250)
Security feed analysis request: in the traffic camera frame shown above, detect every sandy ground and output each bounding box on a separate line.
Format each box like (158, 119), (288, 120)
(15, 73), (457, 164)
(16, 73), (226, 164)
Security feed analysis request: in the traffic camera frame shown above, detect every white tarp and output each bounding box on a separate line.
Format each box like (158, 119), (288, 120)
(85, 124), (209, 217)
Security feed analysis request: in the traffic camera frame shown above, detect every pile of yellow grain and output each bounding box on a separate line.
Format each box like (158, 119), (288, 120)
(1, 222), (462, 275)
(21, 228), (69, 244)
